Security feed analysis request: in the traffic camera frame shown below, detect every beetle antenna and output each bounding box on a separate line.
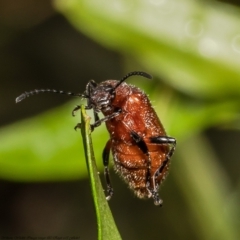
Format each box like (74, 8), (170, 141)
(16, 89), (85, 103)
(113, 71), (152, 91)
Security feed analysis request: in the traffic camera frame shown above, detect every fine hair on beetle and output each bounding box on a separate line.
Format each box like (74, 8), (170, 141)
(16, 71), (176, 206)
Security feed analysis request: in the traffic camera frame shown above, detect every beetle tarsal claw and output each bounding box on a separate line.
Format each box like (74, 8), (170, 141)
(74, 123), (81, 131)
(72, 105), (81, 117)
(154, 198), (163, 207)
(105, 187), (113, 201)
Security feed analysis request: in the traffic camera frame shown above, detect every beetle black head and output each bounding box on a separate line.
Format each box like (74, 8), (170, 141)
(86, 83), (114, 112)
(84, 71), (152, 112)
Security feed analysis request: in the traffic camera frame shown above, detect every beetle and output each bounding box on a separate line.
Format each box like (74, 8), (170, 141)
(16, 71), (176, 206)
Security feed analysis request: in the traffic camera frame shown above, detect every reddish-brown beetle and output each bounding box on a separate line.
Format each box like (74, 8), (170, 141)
(16, 71), (176, 206)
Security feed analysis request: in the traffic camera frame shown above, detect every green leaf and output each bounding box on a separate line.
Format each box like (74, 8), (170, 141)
(80, 105), (122, 240)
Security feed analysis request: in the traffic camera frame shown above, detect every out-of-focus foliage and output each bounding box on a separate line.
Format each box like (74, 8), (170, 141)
(0, 0), (240, 239)
(55, 0), (240, 99)
(0, 102), (108, 181)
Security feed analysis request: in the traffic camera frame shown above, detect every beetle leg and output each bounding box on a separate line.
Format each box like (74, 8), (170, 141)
(130, 131), (162, 204)
(72, 102), (93, 116)
(150, 136), (176, 198)
(148, 188), (163, 206)
(74, 123), (81, 131)
(73, 107), (120, 132)
(130, 131), (149, 155)
(93, 110), (100, 123)
(72, 107), (100, 132)
(72, 104), (91, 130)
(74, 123), (95, 132)
(73, 109), (111, 132)
(91, 108), (122, 131)
(150, 137), (176, 177)
(72, 103), (93, 112)
(130, 130), (152, 182)
(130, 131), (150, 175)
(102, 139), (113, 200)
(72, 105), (81, 116)
(150, 136), (176, 145)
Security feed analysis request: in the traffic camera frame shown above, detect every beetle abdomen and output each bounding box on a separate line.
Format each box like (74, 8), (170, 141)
(112, 142), (170, 199)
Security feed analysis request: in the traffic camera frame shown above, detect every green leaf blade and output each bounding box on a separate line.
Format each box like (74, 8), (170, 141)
(80, 105), (122, 240)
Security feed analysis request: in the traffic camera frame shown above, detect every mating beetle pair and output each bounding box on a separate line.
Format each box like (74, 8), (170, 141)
(16, 71), (176, 206)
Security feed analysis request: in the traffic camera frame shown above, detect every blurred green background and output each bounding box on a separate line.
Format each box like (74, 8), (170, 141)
(0, 0), (240, 239)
